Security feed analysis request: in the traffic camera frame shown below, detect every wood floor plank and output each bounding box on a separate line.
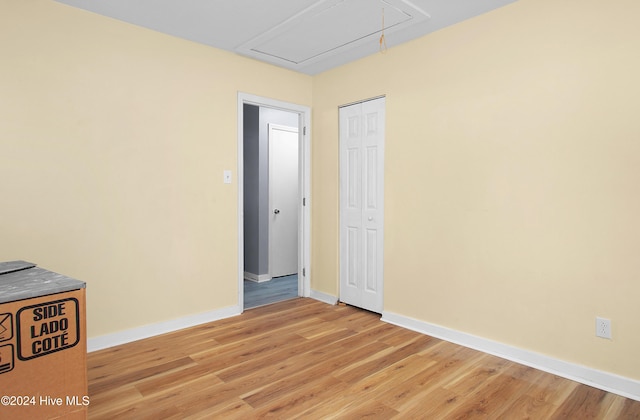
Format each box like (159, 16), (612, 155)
(617, 398), (640, 418)
(334, 335), (436, 384)
(251, 374), (349, 419)
(399, 385), (460, 419)
(382, 345), (485, 410)
(186, 398), (255, 420)
(240, 340), (392, 408)
(171, 377), (259, 417)
(382, 347), (488, 415)
(191, 331), (307, 377)
(134, 362), (224, 397)
(445, 363), (542, 419)
(85, 385), (143, 419)
(551, 385), (613, 419)
(338, 399), (400, 419)
(89, 356), (196, 396)
(87, 298), (640, 419)
(105, 373), (223, 419)
(496, 393), (562, 420)
(323, 353), (439, 417)
(215, 328), (357, 383)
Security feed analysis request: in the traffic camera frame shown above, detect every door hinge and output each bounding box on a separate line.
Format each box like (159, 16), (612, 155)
(303, 197), (306, 206)
(303, 126), (306, 135)
(302, 268), (306, 277)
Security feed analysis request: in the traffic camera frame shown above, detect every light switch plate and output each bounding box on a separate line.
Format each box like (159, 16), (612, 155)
(223, 170), (232, 184)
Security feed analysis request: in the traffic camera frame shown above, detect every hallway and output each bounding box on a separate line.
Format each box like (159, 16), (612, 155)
(244, 274), (298, 309)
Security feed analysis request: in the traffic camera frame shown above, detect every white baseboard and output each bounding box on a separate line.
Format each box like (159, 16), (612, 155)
(87, 304), (242, 352)
(310, 289), (338, 305)
(381, 311), (640, 402)
(244, 272), (272, 283)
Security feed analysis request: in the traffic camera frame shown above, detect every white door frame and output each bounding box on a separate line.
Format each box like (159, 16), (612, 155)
(237, 92), (311, 310)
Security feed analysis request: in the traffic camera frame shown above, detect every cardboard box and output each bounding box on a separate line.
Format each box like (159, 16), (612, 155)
(0, 262), (87, 419)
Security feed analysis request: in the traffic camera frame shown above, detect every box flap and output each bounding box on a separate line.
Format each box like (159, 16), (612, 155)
(0, 260), (37, 276)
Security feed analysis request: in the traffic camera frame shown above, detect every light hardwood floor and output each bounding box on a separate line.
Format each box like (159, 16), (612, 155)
(87, 298), (640, 419)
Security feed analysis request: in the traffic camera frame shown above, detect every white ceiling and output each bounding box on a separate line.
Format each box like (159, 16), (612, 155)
(53, 0), (518, 75)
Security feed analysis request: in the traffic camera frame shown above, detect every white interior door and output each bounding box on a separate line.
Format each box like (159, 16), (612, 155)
(269, 124), (299, 278)
(339, 97), (385, 313)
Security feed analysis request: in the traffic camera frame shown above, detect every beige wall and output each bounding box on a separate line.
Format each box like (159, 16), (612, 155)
(312, 0), (640, 380)
(0, 0), (312, 337)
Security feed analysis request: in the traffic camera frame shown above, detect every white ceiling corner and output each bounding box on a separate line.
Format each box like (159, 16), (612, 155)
(236, 0), (431, 70)
(52, 0), (519, 75)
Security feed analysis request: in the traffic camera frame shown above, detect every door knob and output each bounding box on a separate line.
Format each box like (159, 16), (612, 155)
(274, 209), (280, 214)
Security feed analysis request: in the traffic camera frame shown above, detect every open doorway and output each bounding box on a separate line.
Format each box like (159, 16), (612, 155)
(237, 93), (311, 311)
(243, 106), (297, 308)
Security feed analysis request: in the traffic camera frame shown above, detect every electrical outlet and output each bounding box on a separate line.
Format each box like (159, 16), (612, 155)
(596, 317), (612, 339)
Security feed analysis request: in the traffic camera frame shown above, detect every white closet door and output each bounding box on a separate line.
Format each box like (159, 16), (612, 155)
(339, 97), (385, 313)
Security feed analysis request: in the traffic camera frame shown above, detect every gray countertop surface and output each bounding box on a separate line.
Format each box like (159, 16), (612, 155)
(0, 261), (86, 304)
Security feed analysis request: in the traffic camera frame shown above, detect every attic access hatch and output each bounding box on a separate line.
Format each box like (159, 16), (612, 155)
(236, 0), (430, 70)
